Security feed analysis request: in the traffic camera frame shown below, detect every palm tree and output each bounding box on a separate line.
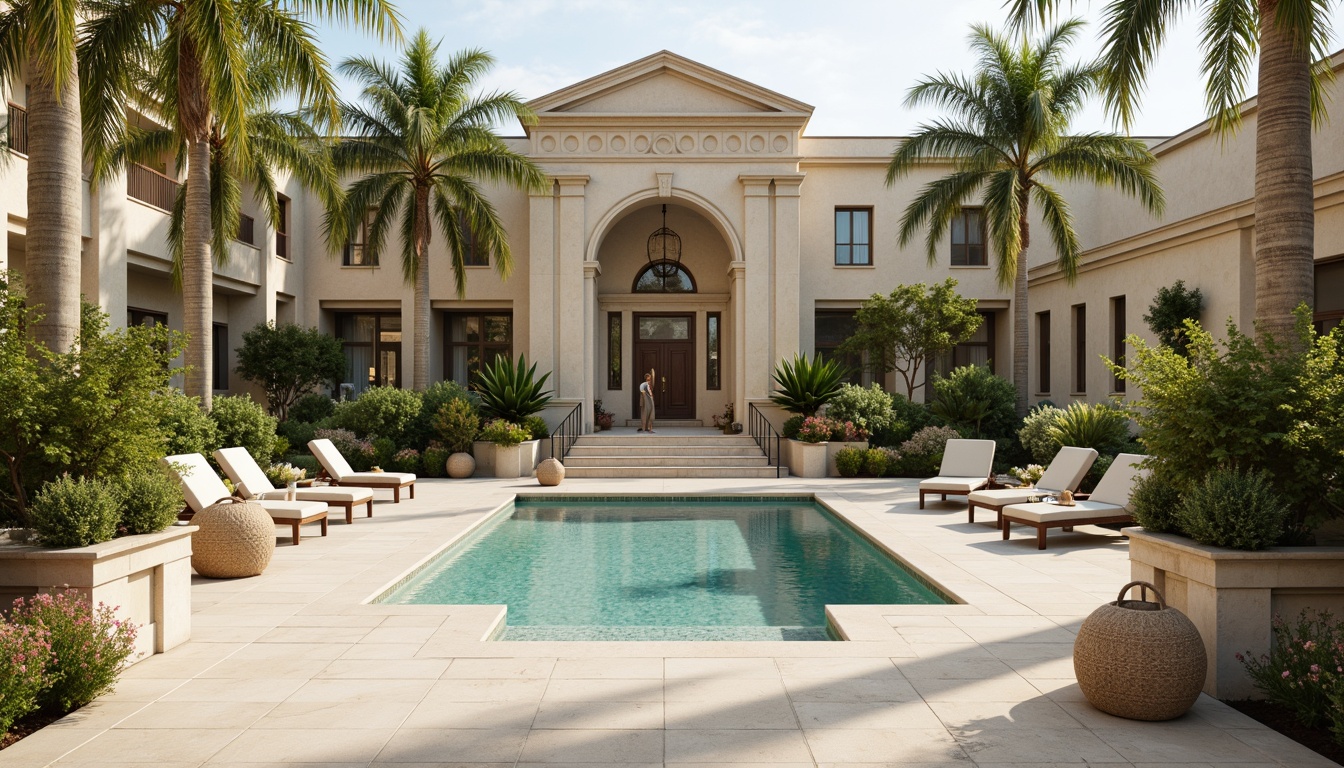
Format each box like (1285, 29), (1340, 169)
(0, 0), (82, 353)
(326, 30), (547, 391)
(890, 21), (1164, 416)
(81, 0), (400, 409)
(1004, 0), (1338, 344)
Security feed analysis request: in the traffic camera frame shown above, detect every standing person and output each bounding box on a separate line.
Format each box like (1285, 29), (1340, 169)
(639, 371), (656, 433)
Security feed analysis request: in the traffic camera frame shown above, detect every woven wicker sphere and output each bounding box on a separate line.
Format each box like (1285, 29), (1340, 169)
(1074, 581), (1206, 720)
(446, 452), (476, 479)
(536, 458), (565, 486)
(190, 499), (275, 578)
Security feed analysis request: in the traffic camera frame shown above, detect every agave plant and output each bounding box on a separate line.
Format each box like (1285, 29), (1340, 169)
(929, 388), (992, 438)
(474, 355), (553, 424)
(1048, 402), (1131, 455)
(770, 354), (847, 418)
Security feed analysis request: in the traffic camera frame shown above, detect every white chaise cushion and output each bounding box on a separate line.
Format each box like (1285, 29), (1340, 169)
(1089, 453), (1148, 509)
(256, 500), (328, 519)
(1035, 446), (1100, 494)
(255, 487), (374, 504)
(214, 446), (276, 500)
(967, 487), (1039, 507)
(163, 453), (232, 514)
(920, 476), (990, 493)
(308, 438), (355, 481)
(937, 439), (996, 479)
(1001, 499), (1127, 524)
(338, 471), (416, 486)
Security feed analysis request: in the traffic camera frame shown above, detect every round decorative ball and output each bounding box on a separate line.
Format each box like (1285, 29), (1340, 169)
(190, 499), (274, 578)
(1074, 581), (1206, 720)
(536, 458), (565, 486)
(446, 452), (476, 479)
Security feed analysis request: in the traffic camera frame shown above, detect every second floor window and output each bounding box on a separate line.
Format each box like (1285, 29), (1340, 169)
(951, 208), (987, 266)
(457, 212), (488, 267)
(276, 194), (291, 260)
(834, 208), (872, 266)
(342, 208), (378, 266)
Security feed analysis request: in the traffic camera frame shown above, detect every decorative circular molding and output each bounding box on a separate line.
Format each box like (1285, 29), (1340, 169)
(725, 135), (742, 152)
(772, 135), (789, 152)
(610, 135), (627, 152)
(653, 134), (674, 154)
(749, 134), (766, 152)
(539, 135), (556, 152)
(702, 135), (719, 152)
(678, 135), (695, 153)
(562, 135), (580, 152)
(587, 135), (603, 152)
(633, 134), (651, 152)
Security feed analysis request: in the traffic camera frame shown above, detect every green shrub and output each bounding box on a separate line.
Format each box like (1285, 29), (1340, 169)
(476, 355), (553, 424)
(115, 470), (182, 536)
(10, 589), (138, 712)
(522, 415), (550, 440)
(0, 621), (50, 736)
(770, 354), (847, 417)
(389, 448), (421, 474)
(276, 419), (318, 453)
(825, 384), (895, 436)
(155, 390), (219, 458)
(834, 446), (864, 477)
(781, 415), (804, 440)
(313, 428), (375, 472)
(407, 381), (475, 449)
(480, 419), (528, 446)
(30, 475), (121, 547)
(1130, 470), (1184, 534)
(1078, 454), (1113, 494)
(881, 448), (904, 477)
(891, 425), (961, 477)
(872, 394), (932, 448)
(332, 386), (422, 446)
(1048, 402), (1130, 455)
(210, 396), (278, 468)
(863, 448), (889, 477)
(288, 393), (335, 424)
(1143, 280), (1204, 356)
(1018, 404), (1064, 463)
(283, 455), (321, 475)
(1177, 467), (1288, 550)
(372, 437), (397, 468)
(234, 322), (345, 420)
(432, 399), (481, 454)
(929, 365), (1017, 439)
(1241, 610), (1344, 729)
(422, 445), (450, 478)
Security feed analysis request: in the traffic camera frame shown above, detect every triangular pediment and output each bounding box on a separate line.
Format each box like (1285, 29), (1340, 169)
(528, 51), (813, 120)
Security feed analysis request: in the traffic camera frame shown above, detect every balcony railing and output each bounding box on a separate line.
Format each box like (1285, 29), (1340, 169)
(236, 213), (255, 246)
(7, 102), (28, 155)
(127, 163), (179, 211)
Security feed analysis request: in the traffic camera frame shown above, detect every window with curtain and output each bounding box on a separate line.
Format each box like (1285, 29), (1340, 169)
(444, 312), (513, 387)
(814, 310), (862, 385)
(950, 208), (987, 266)
(834, 208), (872, 265)
(932, 310), (996, 379)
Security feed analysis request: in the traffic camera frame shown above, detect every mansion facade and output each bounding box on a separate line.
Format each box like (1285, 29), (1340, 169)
(2, 51), (1342, 428)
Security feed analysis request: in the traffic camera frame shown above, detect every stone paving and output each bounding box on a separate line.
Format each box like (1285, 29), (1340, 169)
(0, 474), (1334, 767)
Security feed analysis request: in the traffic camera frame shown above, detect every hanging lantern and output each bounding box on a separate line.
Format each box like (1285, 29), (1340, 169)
(646, 204), (682, 290)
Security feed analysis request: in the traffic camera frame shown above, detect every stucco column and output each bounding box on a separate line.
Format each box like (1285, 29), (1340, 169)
(86, 170), (129, 328)
(527, 185), (557, 378)
(728, 260), (747, 423)
(773, 174), (805, 362)
(583, 260), (601, 431)
(555, 175), (589, 400)
(739, 175), (772, 400)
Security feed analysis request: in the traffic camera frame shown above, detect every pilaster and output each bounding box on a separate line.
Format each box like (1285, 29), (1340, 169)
(772, 174), (805, 362)
(728, 260), (747, 424)
(527, 185), (558, 378)
(739, 175), (773, 400)
(583, 260), (602, 431)
(555, 175), (589, 400)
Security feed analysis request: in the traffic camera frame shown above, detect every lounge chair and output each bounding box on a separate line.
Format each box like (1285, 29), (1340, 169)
(163, 453), (329, 546)
(308, 439), (416, 502)
(214, 447), (375, 525)
(918, 439), (997, 509)
(966, 446), (1099, 525)
(1000, 453), (1148, 550)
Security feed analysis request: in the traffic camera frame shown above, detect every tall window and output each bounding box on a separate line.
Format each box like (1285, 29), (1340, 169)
(276, 194), (291, 260)
(950, 208), (987, 266)
(1073, 303), (1087, 394)
(1037, 311), (1051, 394)
(814, 310), (862, 385)
(337, 313), (401, 396)
(607, 313), (622, 390)
(342, 208), (378, 266)
(445, 312), (512, 387)
(1111, 296), (1126, 393)
(706, 312), (721, 390)
(212, 323), (229, 391)
(456, 212), (489, 267)
(834, 208), (872, 266)
(933, 310), (996, 378)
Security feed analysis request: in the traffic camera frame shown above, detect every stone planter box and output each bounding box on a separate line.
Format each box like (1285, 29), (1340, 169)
(0, 526), (197, 664)
(472, 440), (495, 475)
(491, 440), (541, 479)
(1127, 527), (1344, 699)
(786, 439), (829, 479)
(827, 441), (869, 476)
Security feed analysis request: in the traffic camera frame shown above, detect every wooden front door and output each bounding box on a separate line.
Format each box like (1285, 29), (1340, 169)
(632, 313), (696, 420)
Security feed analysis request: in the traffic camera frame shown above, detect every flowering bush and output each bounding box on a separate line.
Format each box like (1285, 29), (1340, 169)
(9, 590), (138, 711)
(0, 621), (51, 735)
(1009, 464), (1046, 487)
(796, 416), (833, 443)
(1241, 610), (1344, 736)
(264, 462), (306, 486)
(781, 415), (804, 440)
(390, 448), (422, 474)
(888, 425), (963, 477)
(828, 419), (869, 443)
(421, 442), (450, 478)
(314, 428), (376, 472)
(480, 419), (529, 446)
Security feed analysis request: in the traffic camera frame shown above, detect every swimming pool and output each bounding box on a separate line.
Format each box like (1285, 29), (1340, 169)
(379, 496), (949, 640)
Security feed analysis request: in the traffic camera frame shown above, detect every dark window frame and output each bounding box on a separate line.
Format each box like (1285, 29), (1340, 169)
(128, 307), (168, 328)
(342, 208), (379, 267)
(275, 193), (291, 260)
(443, 311), (514, 388)
(212, 323), (229, 391)
(706, 312), (722, 390)
(814, 309), (863, 385)
(950, 207), (988, 266)
(1073, 303), (1088, 394)
(337, 312), (402, 392)
(607, 312), (622, 390)
(1111, 296), (1126, 393)
(933, 309), (997, 379)
(632, 260), (697, 293)
(456, 212), (489, 267)
(1037, 311), (1051, 394)
(834, 207), (873, 266)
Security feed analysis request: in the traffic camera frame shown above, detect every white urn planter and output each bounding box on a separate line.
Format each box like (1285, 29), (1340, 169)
(0, 526), (197, 663)
(787, 439), (829, 479)
(827, 441), (869, 477)
(492, 439), (541, 479)
(1126, 527), (1344, 699)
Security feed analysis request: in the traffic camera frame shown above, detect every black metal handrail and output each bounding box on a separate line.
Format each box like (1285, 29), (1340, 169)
(549, 403), (583, 463)
(748, 402), (785, 478)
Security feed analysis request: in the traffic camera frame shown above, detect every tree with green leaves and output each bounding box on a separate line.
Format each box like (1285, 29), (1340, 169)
(889, 21), (1164, 416)
(81, 0), (402, 410)
(837, 279), (983, 400)
(1144, 279), (1205, 356)
(325, 30), (548, 391)
(235, 322), (346, 420)
(1004, 0), (1339, 344)
(0, 0), (82, 353)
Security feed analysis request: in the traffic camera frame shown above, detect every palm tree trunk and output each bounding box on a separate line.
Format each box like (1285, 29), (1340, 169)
(24, 45), (82, 353)
(1013, 201), (1031, 417)
(179, 36), (214, 408)
(413, 186), (431, 391)
(1254, 0), (1315, 343)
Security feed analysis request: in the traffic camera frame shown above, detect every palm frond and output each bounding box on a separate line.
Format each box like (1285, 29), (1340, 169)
(1031, 182), (1082, 282)
(1002, 0), (1073, 33)
(27, 0), (79, 98)
(980, 168), (1026, 289)
(1200, 0), (1258, 135)
(1033, 133), (1166, 213)
(284, 0), (403, 42)
(1273, 0), (1338, 128)
(1097, 0), (1188, 130)
(895, 170), (990, 261)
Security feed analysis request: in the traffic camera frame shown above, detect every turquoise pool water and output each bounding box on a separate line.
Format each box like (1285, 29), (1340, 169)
(381, 497), (948, 640)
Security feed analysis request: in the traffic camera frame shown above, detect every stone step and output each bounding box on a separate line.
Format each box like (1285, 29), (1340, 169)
(563, 465), (786, 479)
(620, 419), (705, 427)
(563, 455), (771, 468)
(575, 436), (759, 447)
(566, 445), (764, 458)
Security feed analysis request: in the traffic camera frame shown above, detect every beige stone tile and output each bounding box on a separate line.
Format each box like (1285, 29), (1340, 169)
(256, 626), (373, 644)
(1095, 722), (1285, 764)
(894, 656), (1016, 680)
(361, 626), (437, 644)
(806, 727), (969, 763)
(160, 676), (306, 703)
(664, 729), (813, 763)
(420, 677), (549, 703)
(896, 627), (977, 644)
(929, 699), (1081, 730)
(517, 728), (664, 763)
(44, 700), (145, 730)
(318, 658), (451, 679)
(112, 700), (274, 729)
(92, 677), (190, 703)
(793, 700), (944, 730)
(341, 643), (427, 660)
(52, 761), (204, 768)
(665, 657), (780, 678)
(230, 642), (352, 660)
(665, 677), (787, 703)
(774, 656), (903, 679)
(375, 729), (529, 763)
(784, 675), (921, 703)
(543, 678), (664, 702)
(532, 701), (663, 730)
(441, 657), (557, 679)
(1224, 726), (1339, 766)
(665, 697), (797, 729)
(287, 677), (435, 703)
(907, 676), (1044, 703)
(402, 700), (539, 730)
(251, 700), (417, 729)
(0, 727), (106, 765)
(378, 614), (449, 628)
(551, 657), (664, 679)
(196, 655), (332, 679)
(60, 728), (241, 763)
(951, 726), (1127, 763)
(209, 727), (393, 763)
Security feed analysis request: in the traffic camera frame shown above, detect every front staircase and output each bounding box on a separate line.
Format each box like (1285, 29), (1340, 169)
(561, 430), (782, 478)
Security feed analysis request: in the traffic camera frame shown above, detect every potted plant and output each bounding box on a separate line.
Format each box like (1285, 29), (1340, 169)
(480, 419), (532, 479)
(593, 400), (614, 431)
(476, 355), (552, 477)
(789, 416), (832, 478)
(825, 419), (869, 477)
(265, 462), (306, 500)
(769, 354), (847, 478)
(712, 403), (736, 435)
(432, 399), (480, 478)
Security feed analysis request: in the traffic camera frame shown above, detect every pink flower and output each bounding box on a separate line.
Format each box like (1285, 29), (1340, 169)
(1312, 664), (1321, 673)
(1283, 670), (1292, 679)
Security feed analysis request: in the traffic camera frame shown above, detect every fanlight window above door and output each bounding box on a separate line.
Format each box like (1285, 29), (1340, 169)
(633, 261), (696, 293)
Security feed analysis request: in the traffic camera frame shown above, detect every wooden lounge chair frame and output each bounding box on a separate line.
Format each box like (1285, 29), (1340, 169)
(1000, 507), (1131, 550)
(164, 453), (329, 545)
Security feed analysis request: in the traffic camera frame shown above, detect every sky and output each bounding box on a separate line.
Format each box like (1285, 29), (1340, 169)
(312, 0), (1344, 138)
